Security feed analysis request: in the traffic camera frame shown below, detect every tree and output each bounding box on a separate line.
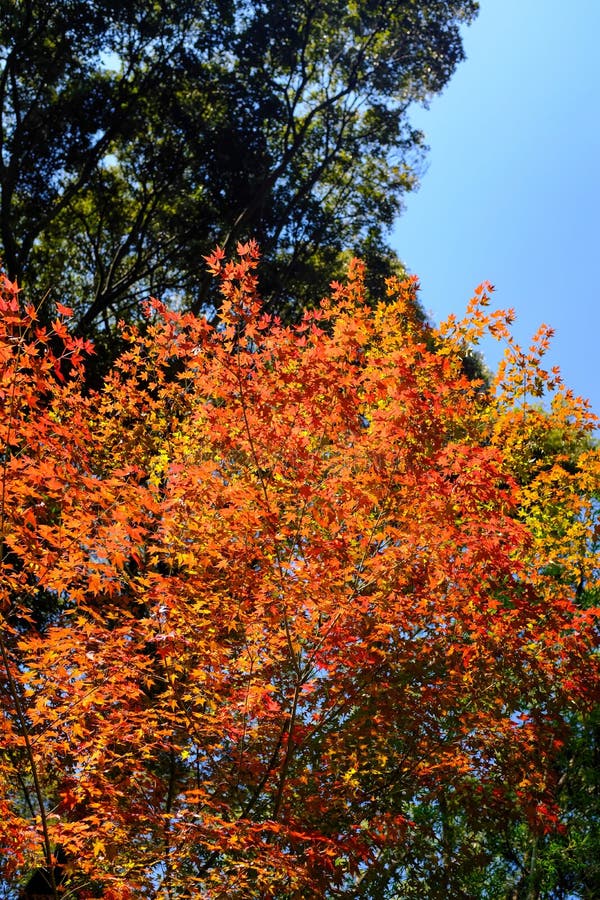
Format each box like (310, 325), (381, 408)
(1, 0), (478, 343)
(0, 246), (598, 897)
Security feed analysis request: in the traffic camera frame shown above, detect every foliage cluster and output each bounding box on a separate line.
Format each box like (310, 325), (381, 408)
(0, 246), (598, 897)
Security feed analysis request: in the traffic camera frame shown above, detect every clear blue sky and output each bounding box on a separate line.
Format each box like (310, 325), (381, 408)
(392, 0), (600, 416)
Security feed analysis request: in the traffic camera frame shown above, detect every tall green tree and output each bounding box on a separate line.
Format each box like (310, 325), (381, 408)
(1, 0), (478, 340)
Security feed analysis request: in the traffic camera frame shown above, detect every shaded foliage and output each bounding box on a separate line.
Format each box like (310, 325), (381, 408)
(1, 0), (478, 346)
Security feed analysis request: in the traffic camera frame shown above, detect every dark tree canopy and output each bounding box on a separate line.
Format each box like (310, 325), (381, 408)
(0, 0), (478, 339)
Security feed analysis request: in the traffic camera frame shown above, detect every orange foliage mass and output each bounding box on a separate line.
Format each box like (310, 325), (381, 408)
(0, 246), (598, 896)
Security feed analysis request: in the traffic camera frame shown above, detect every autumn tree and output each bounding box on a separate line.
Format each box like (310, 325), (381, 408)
(0, 247), (598, 898)
(1, 0), (478, 345)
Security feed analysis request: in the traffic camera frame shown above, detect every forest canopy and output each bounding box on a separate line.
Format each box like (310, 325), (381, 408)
(0, 0), (478, 341)
(2, 3), (599, 896)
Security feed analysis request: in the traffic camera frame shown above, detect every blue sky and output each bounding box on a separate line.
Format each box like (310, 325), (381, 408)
(392, 0), (600, 416)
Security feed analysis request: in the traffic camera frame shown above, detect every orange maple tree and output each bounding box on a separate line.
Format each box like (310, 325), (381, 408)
(0, 246), (598, 897)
